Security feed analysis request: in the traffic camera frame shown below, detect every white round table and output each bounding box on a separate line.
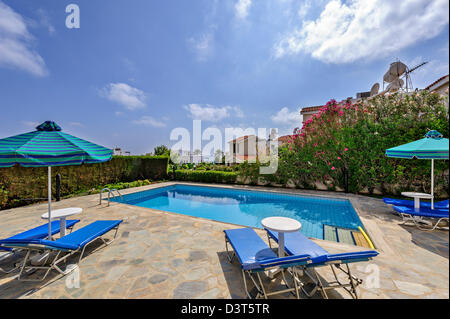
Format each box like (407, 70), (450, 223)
(41, 207), (82, 237)
(401, 192), (433, 210)
(261, 217), (302, 257)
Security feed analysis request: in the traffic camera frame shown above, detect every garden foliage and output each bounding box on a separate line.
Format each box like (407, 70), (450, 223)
(241, 91), (449, 196)
(0, 155), (169, 209)
(174, 170), (238, 184)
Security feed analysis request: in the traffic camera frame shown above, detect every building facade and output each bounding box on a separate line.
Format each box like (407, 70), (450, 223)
(425, 74), (449, 95)
(227, 135), (266, 163)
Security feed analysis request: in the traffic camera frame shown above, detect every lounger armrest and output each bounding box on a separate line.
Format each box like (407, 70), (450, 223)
(0, 238), (42, 247)
(382, 198), (397, 205)
(259, 254), (311, 268)
(326, 250), (379, 263)
(0, 238), (78, 251)
(393, 205), (416, 214)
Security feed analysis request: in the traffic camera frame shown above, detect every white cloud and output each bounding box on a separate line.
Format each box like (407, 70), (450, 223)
(271, 107), (302, 126)
(298, 0), (312, 19)
(0, 1), (47, 76)
(183, 104), (244, 122)
(36, 8), (55, 35)
(274, 0), (449, 63)
(133, 116), (166, 128)
(235, 0), (252, 20)
(233, 106), (244, 118)
(184, 104), (229, 122)
(188, 1), (219, 62)
(187, 26), (216, 62)
(100, 83), (146, 110)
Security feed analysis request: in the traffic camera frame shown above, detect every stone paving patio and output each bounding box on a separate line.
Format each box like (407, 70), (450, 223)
(0, 182), (448, 299)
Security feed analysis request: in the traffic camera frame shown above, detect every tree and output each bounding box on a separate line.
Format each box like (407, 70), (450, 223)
(154, 145), (170, 156)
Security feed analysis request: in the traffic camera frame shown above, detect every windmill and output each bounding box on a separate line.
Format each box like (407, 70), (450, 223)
(382, 60), (428, 93)
(404, 61), (428, 91)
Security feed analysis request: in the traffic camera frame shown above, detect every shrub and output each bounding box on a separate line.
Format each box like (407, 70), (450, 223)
(278, 91), (449, 196)
(0, 187), (7, 207)
(0, 156), (169, 209)
(238, 161), (262, 185)
(102, 179), (153, 191)
(175, 170), (238, 184)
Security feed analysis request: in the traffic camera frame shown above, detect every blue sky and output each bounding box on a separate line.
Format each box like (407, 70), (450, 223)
(0, 0), (449, 155)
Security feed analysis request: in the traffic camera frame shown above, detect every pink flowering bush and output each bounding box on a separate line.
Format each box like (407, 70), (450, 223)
(273, 90), (449, 196)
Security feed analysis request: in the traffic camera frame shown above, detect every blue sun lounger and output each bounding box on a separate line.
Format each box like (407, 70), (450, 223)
(224, 228), (312, 299)
(265, 229), (378, 299)
(0, 220), (122, 281)
(0, 220), (80, 273)
(393, 205), (449, 231)
(383, 198), (449, 210)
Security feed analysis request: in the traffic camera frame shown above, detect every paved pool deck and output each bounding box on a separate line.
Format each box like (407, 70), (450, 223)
(0, 182), (448, 299)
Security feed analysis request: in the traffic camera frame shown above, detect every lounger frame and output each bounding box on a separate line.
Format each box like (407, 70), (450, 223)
(300, 260), (362, 299)
(398, 213), (449, 231)
(0, 223), (78, 275)
(6, 224), (120, 281)
(225, 234), (303, 299)
(0, 251), (19, 274)
(267, 234), (366, 299)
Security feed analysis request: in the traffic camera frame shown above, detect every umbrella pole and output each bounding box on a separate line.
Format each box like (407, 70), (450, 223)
(431, 159), (434, 210)
(48, 166), (52, 239)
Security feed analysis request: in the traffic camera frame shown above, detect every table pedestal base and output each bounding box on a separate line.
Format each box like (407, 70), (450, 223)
(30, 251), (51, 266)
(60, 217), (67, 237)
(266, 268), (281, 279)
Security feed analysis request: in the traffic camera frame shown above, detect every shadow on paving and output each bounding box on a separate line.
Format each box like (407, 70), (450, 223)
(0, 239), (106, 298)
(357, 199), (402, 223)
(358, 199), (449, 259)
(401, 225), (449, 259)
(216, 251), (345, 299)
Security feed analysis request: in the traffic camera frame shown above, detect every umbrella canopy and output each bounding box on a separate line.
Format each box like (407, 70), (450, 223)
(385, 130), (449, 160)
(0, 121), (113, 239)
(0, 121), (112, 167)
(385, 130), (449, 209)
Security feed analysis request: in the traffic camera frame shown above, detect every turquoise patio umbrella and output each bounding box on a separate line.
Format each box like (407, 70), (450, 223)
(0, 121), (113, 238)
(386, 130), (449, 209)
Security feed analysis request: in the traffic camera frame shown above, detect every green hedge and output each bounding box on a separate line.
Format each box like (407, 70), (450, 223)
(175, 170), (238, 184)
(0, 156), (169, 209)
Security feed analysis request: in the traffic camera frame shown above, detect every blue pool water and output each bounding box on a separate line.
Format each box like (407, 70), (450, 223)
(112, 184), (364, 240)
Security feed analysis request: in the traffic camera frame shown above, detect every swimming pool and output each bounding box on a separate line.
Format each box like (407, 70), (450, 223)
(112, 184), (364, 240)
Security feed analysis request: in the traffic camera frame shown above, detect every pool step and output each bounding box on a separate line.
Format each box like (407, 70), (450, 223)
(337, 228), (355, 246)
(324, 225), (338, 242)
(324, 225), (371, 248)
(352, 231), (372, 248)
